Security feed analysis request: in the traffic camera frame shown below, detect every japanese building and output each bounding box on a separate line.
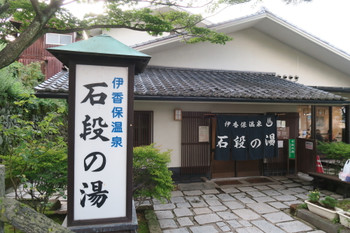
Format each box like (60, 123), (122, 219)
(34, 9), (350, 180)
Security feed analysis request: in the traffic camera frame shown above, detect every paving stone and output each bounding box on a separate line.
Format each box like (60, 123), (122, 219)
(238, 186), (258, 192)
(202, 189), (220, 194)
(210, 205), (228, 212)
(269, 184), (286, 190)
(330, 194), (343, 199)
(217, 211), (239, 220)
(155, 210), (174, 219)
(202, 194), (218, 200)
(253, 196), (275, 203)
(274, 195), (297, 202)
(163, 228), (190, 233)
(288, 187), (307, 193)
(252, 219), (286, 233)
(216, 222), (231, 232)
(205, 199), (222, 206)
(276, 220), (313, 233)
(183, 190), (203, 196)
(223, 201), (245, 210)
(262, 189), (282, 196)
(171, 196), (186, 203)
(177, 217), (194, 227)
(262, 211), (294, 223)
(295, 193), (308, 200)
(254, 185), (271, 190)
(153, 198), (169, 205)
(273, 176), (289, 181)
(174, 207), (193, 217)
(281, 189), (296, 195)
(190, 225), (219, 233)
(193, 207), (212, 215)
(239, 220), (252, 227)
(171, 190), (184, 197)
(247, 203), (278, 214)
(137, 200), (151, 207)
(247, 191), (266, 198)
(221, 187), (240, 193)
(284, 200), (303, 206)
(176, 202), (191, 208)
(236, 196), (257, 204)
(227, 219), (242, 228)
(284, 183), (300, 188)
(153, 203), (176, 210)
(307, 231), (326, 233)
(189, 200), (208, 208)
(302, 185), (314, 191)
(194, 213), (221, 224)
(281, 179), (293, 183)
(268, 202), (289, 209)
(159, 219), (178, 229)
(217, 193), (236, 201)
(233, 209), (260, 220)
(185, 196), (200, 202)
(236, 227), (264, 233)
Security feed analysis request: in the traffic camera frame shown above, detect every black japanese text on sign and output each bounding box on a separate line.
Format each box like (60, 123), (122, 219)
(74, 64), (128, 220)
(215, 115), (278, 160)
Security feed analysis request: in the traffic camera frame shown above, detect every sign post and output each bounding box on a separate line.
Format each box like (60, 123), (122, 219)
(47, 35), (150, 232)
(289, 139), (296, 159)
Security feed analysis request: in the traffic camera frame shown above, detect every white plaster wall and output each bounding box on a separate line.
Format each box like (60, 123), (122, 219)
(134, 101), (298, 168)
(103, 28), (168, 46)
(146, 28), (350, 88)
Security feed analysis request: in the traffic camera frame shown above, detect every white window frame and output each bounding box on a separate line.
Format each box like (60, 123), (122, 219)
(46, 33), (73, 45)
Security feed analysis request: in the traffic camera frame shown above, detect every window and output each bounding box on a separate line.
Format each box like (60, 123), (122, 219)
(46, 33), (72, 45)
(133, 111), (153, 147)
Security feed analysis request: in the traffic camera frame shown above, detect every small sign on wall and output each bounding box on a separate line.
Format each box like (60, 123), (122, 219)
(305, 141), (314, 150)
(199, 126), (209, 142)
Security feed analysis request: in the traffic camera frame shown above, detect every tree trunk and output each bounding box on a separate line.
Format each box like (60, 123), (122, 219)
(0, 197), (73, 233)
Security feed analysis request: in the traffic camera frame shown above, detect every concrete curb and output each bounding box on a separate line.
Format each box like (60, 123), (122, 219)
(296, 208), (350, 233)
(144, 209), (162, 233)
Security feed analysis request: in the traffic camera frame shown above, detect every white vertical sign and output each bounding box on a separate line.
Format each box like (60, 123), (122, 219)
(74, 64), (128, 220)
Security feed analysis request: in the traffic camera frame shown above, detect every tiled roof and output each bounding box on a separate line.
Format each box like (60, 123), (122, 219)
(35, 66), (347, 103)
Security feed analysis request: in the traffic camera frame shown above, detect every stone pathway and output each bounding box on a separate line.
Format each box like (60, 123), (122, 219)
(148, 176), (344, 233)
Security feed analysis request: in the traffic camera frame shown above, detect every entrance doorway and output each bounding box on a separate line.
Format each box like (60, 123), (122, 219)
(210, 117), (261, 178)
(210, 112), (299, 178)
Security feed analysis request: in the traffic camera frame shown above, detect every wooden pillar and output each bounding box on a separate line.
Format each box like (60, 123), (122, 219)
(345, 105), (350, 143)
(311, 106), (316, 140)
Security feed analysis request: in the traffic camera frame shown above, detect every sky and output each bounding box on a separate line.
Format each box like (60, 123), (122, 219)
(65, 0), (350, 54)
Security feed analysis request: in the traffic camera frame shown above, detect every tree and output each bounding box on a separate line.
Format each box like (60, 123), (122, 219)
(0, 62), (68, 213)
(0, 0), (236, 70)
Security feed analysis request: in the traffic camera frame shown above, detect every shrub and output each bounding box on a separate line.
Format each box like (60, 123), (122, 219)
(320, 196), (338, 210)
(317, 142), (350, 161)
(133, 145), (173, 206)
(308, 190), (320, 203)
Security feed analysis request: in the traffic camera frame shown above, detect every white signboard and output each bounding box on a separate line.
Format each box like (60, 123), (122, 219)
(305, 141), (314, 150)
(74, 64), (128, 220)
(198, 126), (209, 142)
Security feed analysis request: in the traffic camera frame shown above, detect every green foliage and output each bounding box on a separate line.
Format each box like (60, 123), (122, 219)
(0, 62), (68, 213)
(318, 142), (350, 161)
(320, 196), (338, 210)
(308, 190), (320, 203)
(133, 144), (173, 206)
(299, 203), (308, 209)
(336, 200), (350, 212)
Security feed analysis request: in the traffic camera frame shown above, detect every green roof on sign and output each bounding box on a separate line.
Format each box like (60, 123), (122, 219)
(47, 34), (151, 74)
(48, 34), (150, 58)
